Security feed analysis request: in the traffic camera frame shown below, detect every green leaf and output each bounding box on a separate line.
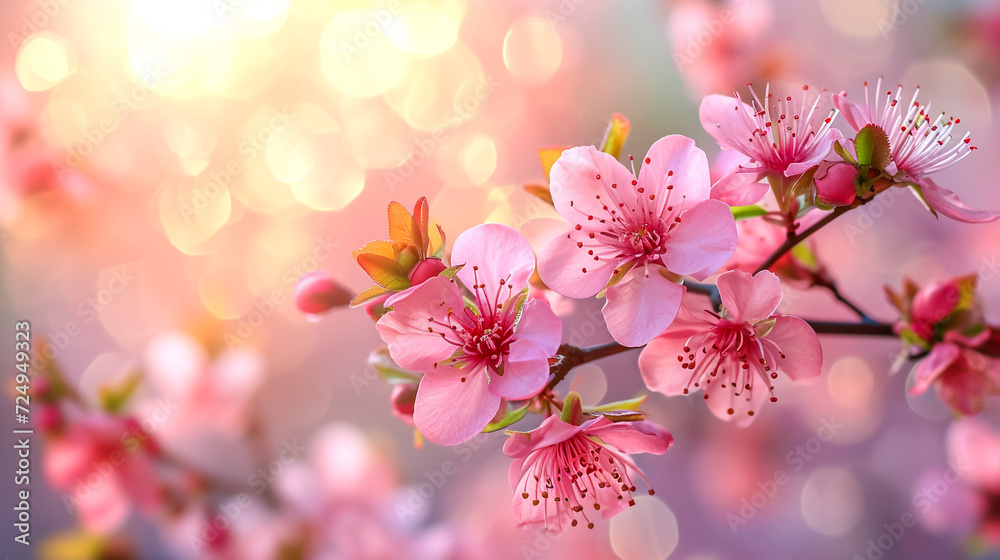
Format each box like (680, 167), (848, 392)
(585, 394), (647, 413)
(350, 285), (391, 308)
(483, 402), (531, 432)
(99, 372), (142, 414)
(832, 139), (857, 165)
(560, 391), (583, 424)
(730, 204), (768, 221)
(789, 240), (817, 268)
(356, 253), (412, 291)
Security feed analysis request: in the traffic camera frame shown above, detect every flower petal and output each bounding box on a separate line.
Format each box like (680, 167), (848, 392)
(764, 315), (822, 381)
(503, 414), (582, 459)
(704, 370), (770, 427)
(717, 270), (782, 325)
(699, 94), (756, 155)
(604, 269), (684, 347)
(413, 368), (501, 445)
(662, 199), (737, 280)
(638, 134), (711, 205)
(831, 92), (870, 132)
(712, 169), (769, 207)
(538, 229), (618, 298)
(909, 343), (961, 396)
(915, 179), (1000, 224)
(784, 128), (842, 176)
(584, 417), (673, 455)
(548, 145), (638, 223)
(513, 298), (563, 356)
(490, 339), (550, 400)
(376, 276), (464, 373)
(452, 223), (536, 299)
(638, 328), (703, 396)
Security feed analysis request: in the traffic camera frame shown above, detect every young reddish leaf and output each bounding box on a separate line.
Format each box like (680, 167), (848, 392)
(356, 252), (411, 290)
(353, 239), (396, 260)
(387, 201), (420, 250)
(412, 196), (430, 254)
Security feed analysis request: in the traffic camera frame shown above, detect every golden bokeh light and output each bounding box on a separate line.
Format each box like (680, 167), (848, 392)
(16, 32), (76, 91)
(502, 17), (563, 84)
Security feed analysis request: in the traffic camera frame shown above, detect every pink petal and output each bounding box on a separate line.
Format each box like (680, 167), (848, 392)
(830, 92), (869, 132)
(376, 276), (464, 373)
(538, 229), (618, 298)
(784, 128), (842, 176)
(910, 343), (961, 396)
(699, 94), (756, 155)
(413, 368), (501, 445)
(717, 270), (782, 325)
(915, 179), (1000, 224)
(513, 299), (563, 356)
(662, 199), (737, 280)
(638, 329), (702, 396)
(452, 223), (536, 299)
(503, 414), (582, 459)
(764, 315), (822, 381)
(604, 269), (685, 347)
(490, 339), (550, 400)
(548, 145), (638, 224)
(704, 370), (770, 427)
(712, 168), (769, 207)
(584, 417), (673, 455)
(637, 134), (711, 205)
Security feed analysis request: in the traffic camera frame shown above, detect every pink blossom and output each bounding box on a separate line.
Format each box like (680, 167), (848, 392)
(377, 224), (562, 445)
(43, 412), (161, 533)
(638, 270), (822, 425)
(538, 135), (737, 347)
(293, 272), (352, 315)
(700, 83), (843, 202)
(909, 330), (1000, 415)
(503, 399), (672, 533)
(831, 78), (999, 223)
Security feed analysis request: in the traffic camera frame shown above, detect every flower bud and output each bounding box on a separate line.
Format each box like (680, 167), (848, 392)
(294, 272), (352, 315)
(408, 257), (447, 285)
(814, 161), (858, 206)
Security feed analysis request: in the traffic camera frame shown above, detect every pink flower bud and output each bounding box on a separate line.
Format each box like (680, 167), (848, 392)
(408, 257), (447, 285)
(294, 272), (352, 315)
(814, 161), (858, 206)
(912, 279), (961, 325)
(37, 404), (62, 432)
(390, 383), (417, 426)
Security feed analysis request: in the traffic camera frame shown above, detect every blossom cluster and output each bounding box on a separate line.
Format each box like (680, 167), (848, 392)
(287, 79), (1000, 533)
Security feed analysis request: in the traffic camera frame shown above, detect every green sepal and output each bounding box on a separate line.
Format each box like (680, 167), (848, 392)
(730, 205), (768, 221)
(585, 394), (647, 413)
(484, 402), (531, 432)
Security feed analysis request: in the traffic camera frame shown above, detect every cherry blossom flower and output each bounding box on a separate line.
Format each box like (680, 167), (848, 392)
(377, 224), (562, 445)
(832, 78), (999, 223)
(700, 83), (842, 204)
(43, 411), (161, 533)
(909, 330), (1000, 415)
(538, 135), (737, 347)
(638, 270), (822, 425)
(503, 393), (672, 533)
